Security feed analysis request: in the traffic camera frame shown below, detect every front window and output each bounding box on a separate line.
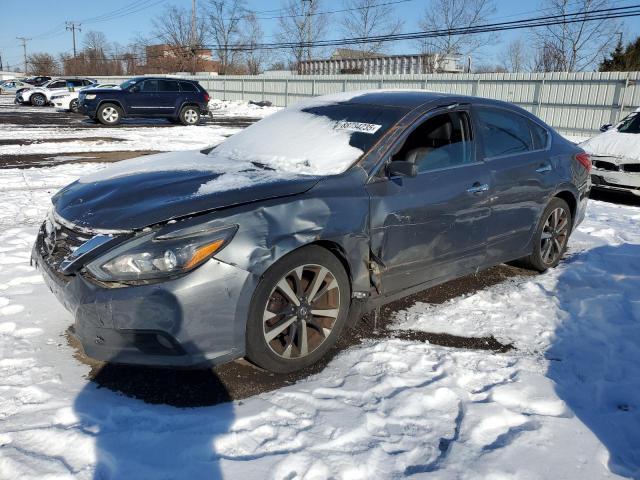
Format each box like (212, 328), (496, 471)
(119, 79), (138, 90)
(209, 98), (406, 175)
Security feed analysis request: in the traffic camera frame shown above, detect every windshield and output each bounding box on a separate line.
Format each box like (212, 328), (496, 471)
(617, 112), (640, 134)
(209, 99), (406, 175)
(119, 79), (138, 90)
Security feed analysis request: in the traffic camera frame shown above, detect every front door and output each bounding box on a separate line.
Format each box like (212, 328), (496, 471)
(156, 79), (180, 114)
(366, 108), (492, 295)
(126, 79), (159, 115)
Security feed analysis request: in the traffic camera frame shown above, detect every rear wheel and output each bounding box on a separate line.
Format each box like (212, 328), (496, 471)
(246, 246), (350, 373)
(97, 103), (122, 126)
(179, 106), (200, 126)
(30, 93), (46, 106)
(518, 197), (572, 272)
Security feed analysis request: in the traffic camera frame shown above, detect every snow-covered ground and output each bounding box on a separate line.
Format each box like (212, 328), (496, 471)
(0, 158), (638, 479)
(0, 97), (278, 156)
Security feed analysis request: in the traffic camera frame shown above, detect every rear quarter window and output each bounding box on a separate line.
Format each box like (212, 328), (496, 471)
(180, 82), (198, 92)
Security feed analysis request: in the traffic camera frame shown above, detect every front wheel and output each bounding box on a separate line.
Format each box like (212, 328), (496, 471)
(97, 103), (122, 126)
(179, 106), (200, 126)
(69, 99), (80, 113)
(519, 197), (572, 272)
(245, 246), (351, 373)
(30, 93), (46, 106)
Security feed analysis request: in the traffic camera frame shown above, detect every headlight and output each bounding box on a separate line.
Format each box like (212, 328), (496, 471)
(85, 223), (238, 282)
(85, 94), (96, 100)
(51, 94), (65, 100)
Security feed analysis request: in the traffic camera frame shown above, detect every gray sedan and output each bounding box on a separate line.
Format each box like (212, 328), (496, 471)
(0, 79), (33, 95)
(32, 91), (591, 373)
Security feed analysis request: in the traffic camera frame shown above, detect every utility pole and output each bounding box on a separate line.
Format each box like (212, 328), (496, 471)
(302, 0), (313, 61)
(65, 22), (82, 58)
(191, 0), (197, 74)
(16, 37), (31, 73)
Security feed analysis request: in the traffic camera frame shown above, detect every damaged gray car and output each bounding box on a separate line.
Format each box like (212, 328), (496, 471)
(32, 90), (591, 373)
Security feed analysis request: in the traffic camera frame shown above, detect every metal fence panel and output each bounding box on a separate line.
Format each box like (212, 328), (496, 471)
(92, 72), (640, 136)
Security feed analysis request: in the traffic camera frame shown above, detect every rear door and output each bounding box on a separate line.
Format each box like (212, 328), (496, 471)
(127, 79), (159, 115)
(367, 107), (492, 295)
(156, 79), (181, 114)
(474, 106), (556, 262)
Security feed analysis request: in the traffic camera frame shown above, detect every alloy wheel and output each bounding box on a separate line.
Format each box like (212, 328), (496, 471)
(32, 95), (45, 106)
(263, 264), (340, 359)
(540, 207), (569, 265)
(184, 109), (198, 124)
(102, 107), (119, 123)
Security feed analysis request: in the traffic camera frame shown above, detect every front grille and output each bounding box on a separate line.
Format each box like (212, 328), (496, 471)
(622, 163), (640, 173)
(592, 160), (619, 171)
(37, 216), (92, 279)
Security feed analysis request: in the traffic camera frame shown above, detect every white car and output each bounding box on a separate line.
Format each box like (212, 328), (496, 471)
(16, 78), (96, 106)
(0, 79), (33, 95)
(51, 83), (119, 113)
(580, 107), (640, 196)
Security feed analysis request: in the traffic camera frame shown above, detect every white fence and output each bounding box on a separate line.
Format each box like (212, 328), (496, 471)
(95, 71), (640, 137)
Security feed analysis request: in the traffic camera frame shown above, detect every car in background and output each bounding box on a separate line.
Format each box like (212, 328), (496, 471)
(33, 91), (590, 373)
(24, 76), (52, 87)
(0, 79), (33, 95)
(52, 83), (119, 113)
(16, 78), (96, 106)
(78, 77), (210, 126)
(580, 107), (640, 196)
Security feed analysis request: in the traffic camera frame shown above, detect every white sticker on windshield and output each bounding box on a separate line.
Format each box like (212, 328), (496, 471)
(334, 120), (382, 134)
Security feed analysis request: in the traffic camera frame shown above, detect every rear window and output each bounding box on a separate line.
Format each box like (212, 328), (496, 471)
(477, 107), (547, 157)
(159, 80), (180, 92)
(180, 82), (198, 92)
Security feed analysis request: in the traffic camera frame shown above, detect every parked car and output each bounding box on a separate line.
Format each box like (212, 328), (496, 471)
(0, 79), (33, 95)
(580, 108), (640, 196)
(16, 78), (96, 106)
(52, 83), (119, 113)
(24, 76), (52, 87)
(78, 77), (210, 126)
(32, 91), (591, 373)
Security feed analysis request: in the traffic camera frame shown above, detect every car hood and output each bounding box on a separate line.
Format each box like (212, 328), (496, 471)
(580, 130), (640, 162)
(52, 150), (322, 231)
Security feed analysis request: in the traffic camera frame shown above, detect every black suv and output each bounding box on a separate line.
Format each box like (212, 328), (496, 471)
(79, 77), (210, 126)
(24, 76), (52, 86)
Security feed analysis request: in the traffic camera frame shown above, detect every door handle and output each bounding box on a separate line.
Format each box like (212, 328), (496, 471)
(467, 183), (489, 194)
(535, 164), (552, 174)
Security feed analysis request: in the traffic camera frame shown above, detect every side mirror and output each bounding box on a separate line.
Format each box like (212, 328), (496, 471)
(600, 123), (612, 132)
(130, 85), (139, 93)
(387, 160), (417, 178)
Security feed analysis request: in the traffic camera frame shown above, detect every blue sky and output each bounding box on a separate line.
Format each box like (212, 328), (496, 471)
(0, 0), (637, 71)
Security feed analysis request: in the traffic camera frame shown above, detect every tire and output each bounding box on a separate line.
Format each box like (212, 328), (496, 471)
(245, 245), (351, 373)
(30, 93), (46, 106)
(97, 103), (123, 126)
(69, 99), (80, 113)
(179, 106), (200, 126)
(517, 197), (572, 272)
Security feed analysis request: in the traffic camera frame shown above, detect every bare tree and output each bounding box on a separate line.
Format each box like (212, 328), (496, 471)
(26, 53), (59, 75)
(339, 0), (403, 56)
(276, 0), (329, 70)
(531, 0), (620, 72)
(207, 0), (246, 74)
(152, 5), (208, 73)
(242, 12), (270, 75)
(531, 41), (567, 72)
(418, 0), (496, 56)
(501, 38), (528, 72)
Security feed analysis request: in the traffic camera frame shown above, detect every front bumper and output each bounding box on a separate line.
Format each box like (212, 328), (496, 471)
(32, 231), (257, 367)
(591, 169), (640, 195)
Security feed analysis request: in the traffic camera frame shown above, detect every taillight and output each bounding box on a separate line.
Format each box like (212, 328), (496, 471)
(203, 92), (210, 103)
(575, 152), (592, 173)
